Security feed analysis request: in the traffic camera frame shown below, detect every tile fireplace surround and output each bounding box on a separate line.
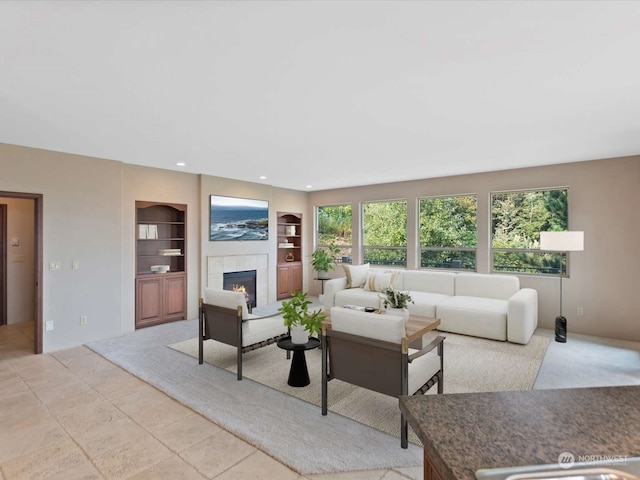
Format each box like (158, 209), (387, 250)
(207, 254), (269, 308)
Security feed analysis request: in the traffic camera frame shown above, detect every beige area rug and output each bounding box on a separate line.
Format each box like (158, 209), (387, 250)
(168, 331), (549, 444)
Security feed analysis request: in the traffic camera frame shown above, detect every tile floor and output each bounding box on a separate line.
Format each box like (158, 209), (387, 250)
(0, 322), (421, 480)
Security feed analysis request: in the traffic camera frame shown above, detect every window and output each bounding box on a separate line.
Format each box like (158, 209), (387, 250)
(491, 188), (568, 274)
(419, 195), (477, 270)
(316, 204), (352, 264)
(362, 200), (407, 267)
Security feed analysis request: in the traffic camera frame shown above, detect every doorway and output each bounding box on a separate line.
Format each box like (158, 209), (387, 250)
(0, 191), (43, 354)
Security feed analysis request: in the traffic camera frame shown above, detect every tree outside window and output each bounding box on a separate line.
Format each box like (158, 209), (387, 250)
(362, 200), (407, 267)
(419, 195), (477, 270)
(491, 188), (568, 274)
(316, 204), (352, 264)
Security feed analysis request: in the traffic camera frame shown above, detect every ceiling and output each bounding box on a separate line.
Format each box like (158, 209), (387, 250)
(2, 1), (639, 192)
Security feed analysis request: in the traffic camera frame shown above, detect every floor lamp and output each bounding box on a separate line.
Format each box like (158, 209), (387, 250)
(540, 231), (584, 343)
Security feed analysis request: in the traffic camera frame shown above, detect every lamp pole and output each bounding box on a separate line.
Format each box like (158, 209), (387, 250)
(540, 231), (584, 344)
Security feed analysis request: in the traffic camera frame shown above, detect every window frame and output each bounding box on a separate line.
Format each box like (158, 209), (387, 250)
(418, 194), (478, 271)
(490, 187), (569, 276)
(361, 199), (408, 268)
(315, 203), (353, 265)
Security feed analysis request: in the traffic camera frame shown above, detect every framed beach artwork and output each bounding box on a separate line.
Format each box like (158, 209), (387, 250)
(210, 195), (269, 241)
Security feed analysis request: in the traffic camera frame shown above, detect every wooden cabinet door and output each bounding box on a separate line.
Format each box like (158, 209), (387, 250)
(277, 264), (292, 299)
(136, 276), (163, 327)
(290, 262), (303, 293)
(164, 274), (186, 321)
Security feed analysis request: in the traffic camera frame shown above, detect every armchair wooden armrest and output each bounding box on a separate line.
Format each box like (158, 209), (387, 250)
(408, 335), (445, 362)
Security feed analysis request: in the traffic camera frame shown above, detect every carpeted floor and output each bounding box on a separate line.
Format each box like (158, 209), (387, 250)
(168, 331), (549, 444)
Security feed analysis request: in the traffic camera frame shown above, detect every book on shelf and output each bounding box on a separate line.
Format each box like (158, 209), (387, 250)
(158, 249), (182, 256)
(278, 243), (295, 248)
(147, 225), (158, 239)
(138, 224), (148, 239)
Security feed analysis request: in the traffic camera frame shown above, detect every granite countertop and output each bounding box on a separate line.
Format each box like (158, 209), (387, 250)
(399, 385), (640, 480)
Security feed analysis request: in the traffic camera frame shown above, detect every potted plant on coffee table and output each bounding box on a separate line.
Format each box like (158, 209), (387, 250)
(311, 242), (340, 280)
(279, 291), (325, 344)
(380, 287), (414, 323)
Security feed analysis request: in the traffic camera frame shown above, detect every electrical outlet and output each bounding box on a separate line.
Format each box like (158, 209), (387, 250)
(80, 315), (88, 325)
(577, 307), (584, 316)
(45, 321), (54, 331)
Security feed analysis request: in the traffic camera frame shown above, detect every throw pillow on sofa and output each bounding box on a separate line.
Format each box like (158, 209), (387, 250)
(343, 263), (370, 288)
(363, 270), (399, 292)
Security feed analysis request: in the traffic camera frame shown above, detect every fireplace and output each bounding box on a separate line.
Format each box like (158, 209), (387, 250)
(223, 270), (257, 311)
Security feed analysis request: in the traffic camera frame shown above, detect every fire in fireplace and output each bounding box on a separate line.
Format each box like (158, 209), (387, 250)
(223, 270), (257, 311)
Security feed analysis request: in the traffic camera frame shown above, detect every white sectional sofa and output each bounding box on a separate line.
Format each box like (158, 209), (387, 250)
(323, 265), (538, 344)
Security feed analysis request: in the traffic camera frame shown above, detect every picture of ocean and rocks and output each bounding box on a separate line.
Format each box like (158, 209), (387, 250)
(210, 195), (269, 241)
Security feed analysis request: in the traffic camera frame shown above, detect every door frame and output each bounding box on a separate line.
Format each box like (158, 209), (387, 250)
(0, 204), (6, 325)
(0, 191), (43, 354)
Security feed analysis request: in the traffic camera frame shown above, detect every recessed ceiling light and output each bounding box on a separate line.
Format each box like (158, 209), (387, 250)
(176, 162), (186, 167)
(259, 176), (267, 180)
(306, 185), (312, 189)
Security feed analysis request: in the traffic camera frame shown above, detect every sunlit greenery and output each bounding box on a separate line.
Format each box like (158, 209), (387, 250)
(492, 189), (568, 274)
(314, 188), (569, 275)
(362, 201), (407, 267)
(419, 195), (477, 270)
(317, 204), (352, 262)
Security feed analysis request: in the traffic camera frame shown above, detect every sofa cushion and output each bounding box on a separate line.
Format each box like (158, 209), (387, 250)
(454, 273), (519, 300)
(343, 263), (370, 288)
(204, 288), (250, 318)
(335, 288), (382, 309)
(406, 291), (451, 318)
(242, 315), (288, 346)
(408, 347), (442, 395)
(403, 270), (455, 296)
(330, 306), (405, 344)
(364, 270), (399, 292)
(204, 288), (287, 345)
(436, 295), (508, 341)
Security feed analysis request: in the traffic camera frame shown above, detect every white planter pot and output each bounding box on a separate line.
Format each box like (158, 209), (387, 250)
(290, 325), (309, 344)
(317, 270), (329, 280)
(386, 307), (410, 323)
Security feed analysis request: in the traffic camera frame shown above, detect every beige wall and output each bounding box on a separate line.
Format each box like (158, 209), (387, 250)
(309, 156), (640, 342)
(199, 176), (308, 303)
(122, 164), (201, 333)
(1, 140), (637, 350)
(0, 143), (124, 351)
(1, 197), (35, 325)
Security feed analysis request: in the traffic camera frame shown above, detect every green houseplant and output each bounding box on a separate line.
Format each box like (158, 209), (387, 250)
(311, 243), (341, 279)
(278, 291), (325, 343)
(380, 287), (414, 309)
(380, 287), (414, 322)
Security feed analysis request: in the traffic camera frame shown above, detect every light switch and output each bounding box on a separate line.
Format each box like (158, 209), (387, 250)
(72, 260), (80, 270)
(11, 237), (19, 246)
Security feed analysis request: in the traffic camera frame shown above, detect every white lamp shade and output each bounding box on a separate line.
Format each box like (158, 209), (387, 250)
(540, 231), (584, 252)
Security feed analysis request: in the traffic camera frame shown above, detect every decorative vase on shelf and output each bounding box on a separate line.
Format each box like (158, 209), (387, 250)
(290, 325), (309, 344)
(386, 307), (410, 323)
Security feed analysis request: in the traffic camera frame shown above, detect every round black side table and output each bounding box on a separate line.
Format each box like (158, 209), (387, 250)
(276, 336), (321, 387)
